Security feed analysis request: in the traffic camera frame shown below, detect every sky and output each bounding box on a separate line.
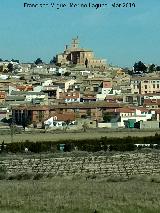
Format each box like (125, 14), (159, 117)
(0, 0), (160, 67)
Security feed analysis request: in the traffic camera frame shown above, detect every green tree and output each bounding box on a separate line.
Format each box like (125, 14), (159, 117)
(0, 65), (3, 72)
(34, 58), (43, 65)
(148, 64), (155, 73)
(156, 66), (160, 71)
(103, 112), (113, 122)
(63, 120), (70, 132)
(7, 63), (13, 72)
(133, 61), (147, 72)
(85, 58), (88, 68)
(50, 56), (57, 64)
(11, 59), (19, 63)
(22, 114), (31, 131)
(64, 72), (71, 76)
(82, 122), (89, 132)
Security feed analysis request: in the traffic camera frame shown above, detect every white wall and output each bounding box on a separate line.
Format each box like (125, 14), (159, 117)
(33, 86), (43, 92)
(9, 85), (17, 95)
(42, 80), (53, 86)
(96, 94), (106, 101)
(120, 113), (152, 127)
(98, 122), (121, 128)
(102, 88), (112, 95)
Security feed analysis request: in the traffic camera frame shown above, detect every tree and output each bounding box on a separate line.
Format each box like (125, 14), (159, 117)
(33, 121), (37, 128)
(156, 66), (160, 71)
(7, 63), (13, 72)
(64, 72), (71, 76)
(11, 59), (19, 63)
(50, 56), (57, 64)
(133, 61), (147, 73)
(85, 58), (88, 68)
(63, 120), (70, 132)
(148, 64), (155, 73)
(19, 76), (25, 80)
(22, 114), (31, 131)
(0, 58), (3, 62)
(0, 65), (3, 72)
(34, 58), (43, 65)
(82, 122), (89, 132)
(103, 112), (113, 122)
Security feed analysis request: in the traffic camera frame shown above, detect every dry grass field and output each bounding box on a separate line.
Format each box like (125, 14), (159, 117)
(1, 129), (160, 143)
(0, 177), (160, 213)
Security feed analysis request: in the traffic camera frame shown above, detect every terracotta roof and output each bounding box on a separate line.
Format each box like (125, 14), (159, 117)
(16, 85), (33, 91)
(51, 102), (122, 109)
(106, 108), (135, 113)
(154, 109), (160, 114)
(106, 107), (149, 113)
(12, 105), (49, 111)
(11, 102), (122, 110)
(131, 107), (149, 112)
(143, 99), (160, 105)
(50, 113), (75, 121)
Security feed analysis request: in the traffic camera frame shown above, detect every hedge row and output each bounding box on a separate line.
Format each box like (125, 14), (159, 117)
(2, 134), (160, 153)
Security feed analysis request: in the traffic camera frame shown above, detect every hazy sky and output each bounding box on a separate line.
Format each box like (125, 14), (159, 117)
(0, 0), (160, 67)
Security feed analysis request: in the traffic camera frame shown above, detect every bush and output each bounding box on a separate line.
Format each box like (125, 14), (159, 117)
(4, 134), (160, 153)
(33, 173), (44, 180)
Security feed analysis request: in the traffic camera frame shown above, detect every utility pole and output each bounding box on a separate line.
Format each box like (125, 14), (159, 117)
(10, 107), (14, 143)
(10, 123), (14, 143)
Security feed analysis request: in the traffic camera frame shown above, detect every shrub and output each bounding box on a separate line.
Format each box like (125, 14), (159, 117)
(33, 173), (44, 180)
(4, 134), (160, 153)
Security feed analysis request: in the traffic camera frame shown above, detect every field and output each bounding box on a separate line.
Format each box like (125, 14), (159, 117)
(0, 177), (160, 213)
(1, 129), (160, 143)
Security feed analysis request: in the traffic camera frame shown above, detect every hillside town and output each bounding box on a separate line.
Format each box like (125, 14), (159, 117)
(1, 37), (160, 131)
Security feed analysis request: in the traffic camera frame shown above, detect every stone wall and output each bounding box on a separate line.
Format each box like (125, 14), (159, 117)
(1, 153), (160, 178)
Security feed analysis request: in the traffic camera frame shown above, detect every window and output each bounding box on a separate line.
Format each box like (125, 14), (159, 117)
(153, 84), (155, 89)
(145, 85), (147, 89)
(157, 84), (159, 89)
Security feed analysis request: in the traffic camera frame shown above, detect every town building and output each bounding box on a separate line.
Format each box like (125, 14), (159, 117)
(131, 77), (160, 94)
(56, 37), (107, 69)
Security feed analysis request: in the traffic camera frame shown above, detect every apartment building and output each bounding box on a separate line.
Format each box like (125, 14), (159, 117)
(131, 77), (160, 94)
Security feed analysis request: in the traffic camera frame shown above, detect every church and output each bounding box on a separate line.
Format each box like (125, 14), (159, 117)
(56, 37), (107, 69)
